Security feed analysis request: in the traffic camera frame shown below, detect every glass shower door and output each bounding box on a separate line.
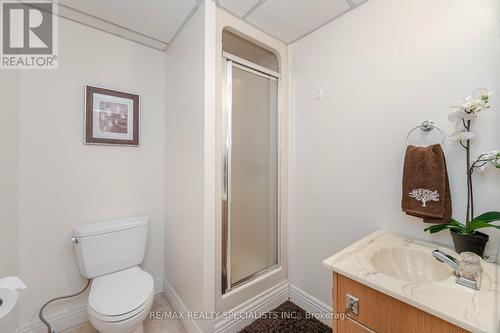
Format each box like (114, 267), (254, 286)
(222, 57), (280, 293)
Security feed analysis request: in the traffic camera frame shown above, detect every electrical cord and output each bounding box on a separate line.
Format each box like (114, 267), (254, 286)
(39, 279), (91, 333)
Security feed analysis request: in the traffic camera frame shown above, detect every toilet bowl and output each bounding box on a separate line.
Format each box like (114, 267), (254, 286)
(87, 266), (154, 333)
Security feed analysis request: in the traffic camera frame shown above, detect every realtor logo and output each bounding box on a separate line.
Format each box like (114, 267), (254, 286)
(1, 0), (58, 69)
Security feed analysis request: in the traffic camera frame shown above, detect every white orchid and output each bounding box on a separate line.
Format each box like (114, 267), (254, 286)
(448, 109), (477, 122)
(473, 88), (493, 100)
(451, 96), (477, 113)
(475, 163), (488, 173)
(449, 89), (492, 122)
(486, 150), (500, 168)
(463, 96), (481, 112)
(473, 150), (500, 172)
(450, 129), (475, 141)
(448, 89), (492, 145)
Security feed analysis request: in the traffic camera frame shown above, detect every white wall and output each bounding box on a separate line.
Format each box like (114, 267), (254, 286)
(15, 18), (165, 330)
(164, 0), (206, 318)
(0, 71), (19, 278)
(164, 3), (218, 331)
(0, 71), (20, 333)
(290, 0), (500, 307)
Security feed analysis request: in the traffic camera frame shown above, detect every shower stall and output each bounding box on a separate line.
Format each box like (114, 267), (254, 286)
(221, 31), (282, 294)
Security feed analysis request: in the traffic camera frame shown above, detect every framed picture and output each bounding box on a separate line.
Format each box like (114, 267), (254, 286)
(85, 86), (139, 145)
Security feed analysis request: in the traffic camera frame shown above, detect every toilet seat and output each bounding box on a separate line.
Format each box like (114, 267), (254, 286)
(88, 266), (154, 322)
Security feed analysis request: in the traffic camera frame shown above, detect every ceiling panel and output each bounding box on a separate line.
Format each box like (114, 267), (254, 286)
(218, 0), (262, 17)
(351, 0), (367, 5)
(56, 4), (168, 50)
(245, 0), (352, 43)
(59, 0), (198, 43)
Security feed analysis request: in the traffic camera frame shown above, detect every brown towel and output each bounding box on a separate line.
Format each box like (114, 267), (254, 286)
(402, 144), (452, 223)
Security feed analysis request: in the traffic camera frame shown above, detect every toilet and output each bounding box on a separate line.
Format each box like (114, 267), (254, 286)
(73, 217), (154, 333)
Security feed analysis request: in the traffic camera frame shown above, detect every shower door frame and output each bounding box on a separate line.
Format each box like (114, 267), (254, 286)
(221, 51), (282, 295)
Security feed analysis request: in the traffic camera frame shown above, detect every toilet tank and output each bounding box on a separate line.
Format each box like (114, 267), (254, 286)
(73, 217), (149, 278)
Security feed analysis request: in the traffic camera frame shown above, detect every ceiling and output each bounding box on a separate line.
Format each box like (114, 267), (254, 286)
(218, 0), (366, 43)
(54, 0), (368, 50)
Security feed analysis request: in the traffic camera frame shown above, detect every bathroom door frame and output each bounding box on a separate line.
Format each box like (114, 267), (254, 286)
(221, 51), (283, 295)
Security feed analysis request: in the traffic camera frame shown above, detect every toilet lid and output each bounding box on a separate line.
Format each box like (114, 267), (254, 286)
(89, 266), (154, 317)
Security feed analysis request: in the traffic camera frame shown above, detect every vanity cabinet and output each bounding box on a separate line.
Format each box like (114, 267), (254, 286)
(332, 273), (470, 333)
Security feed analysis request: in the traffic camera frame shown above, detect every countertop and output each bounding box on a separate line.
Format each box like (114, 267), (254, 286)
(323, 230), (499, 333)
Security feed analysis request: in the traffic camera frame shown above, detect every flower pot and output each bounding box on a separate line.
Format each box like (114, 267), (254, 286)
(450, 229), (489, 257)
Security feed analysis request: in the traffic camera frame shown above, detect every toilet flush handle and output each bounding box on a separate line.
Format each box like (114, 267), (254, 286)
(71, 236), (79, 244)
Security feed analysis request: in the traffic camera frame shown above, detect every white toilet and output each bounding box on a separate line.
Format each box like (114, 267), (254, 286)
(73, 217), (154, 333)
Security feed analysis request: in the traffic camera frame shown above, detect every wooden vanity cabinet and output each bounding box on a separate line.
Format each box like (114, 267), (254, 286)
(332, 273), (470, 333)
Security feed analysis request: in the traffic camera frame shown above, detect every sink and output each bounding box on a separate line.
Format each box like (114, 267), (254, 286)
(324, 231), (499, 333)
(370, 248), (454, 283)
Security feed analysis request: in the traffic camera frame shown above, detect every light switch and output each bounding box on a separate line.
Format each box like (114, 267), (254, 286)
(316, 88), (323, 101)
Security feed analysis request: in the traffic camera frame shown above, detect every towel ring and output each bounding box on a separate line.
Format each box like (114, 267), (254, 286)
(406, 120), (445, 146)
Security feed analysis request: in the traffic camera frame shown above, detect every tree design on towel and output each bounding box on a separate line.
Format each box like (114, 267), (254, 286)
(409, 188), (440, 207)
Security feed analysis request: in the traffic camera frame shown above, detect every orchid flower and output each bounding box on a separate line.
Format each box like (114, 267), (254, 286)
(448, 89), (492, 145)
(473, 151), (500, 172)
(473, 88), (493, 100)
(449, 129), (475, 141)
(449, 89), (492, 120)
(448, 109), (477, 122)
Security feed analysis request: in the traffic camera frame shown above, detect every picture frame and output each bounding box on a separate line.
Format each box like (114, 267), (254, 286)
(85, 86), (139, 145)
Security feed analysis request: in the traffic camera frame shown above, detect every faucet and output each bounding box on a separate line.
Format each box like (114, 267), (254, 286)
(432, 250), (480, 290)
(432, 250), (460, 276)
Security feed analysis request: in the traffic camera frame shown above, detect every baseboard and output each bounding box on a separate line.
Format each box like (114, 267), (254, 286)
(289, 284), (332, 327)
(15, 277), (331, 333)
(16, 304), (88, 333)
(162, 279), (203, 333)
(154, 277), (164, 294)
(16, 276), (165, 333)
(214, 280), (289, 333)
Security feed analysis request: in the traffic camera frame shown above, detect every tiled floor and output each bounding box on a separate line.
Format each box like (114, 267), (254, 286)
(61, 294), (187, 333)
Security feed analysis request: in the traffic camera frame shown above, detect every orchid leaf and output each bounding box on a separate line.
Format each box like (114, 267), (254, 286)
(449, 219), (465, 227)
(473, 211), (500, 223)
(469, 220), (500, 231)
(424, 225), (451, 234)
(424, 220), (466, 234)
